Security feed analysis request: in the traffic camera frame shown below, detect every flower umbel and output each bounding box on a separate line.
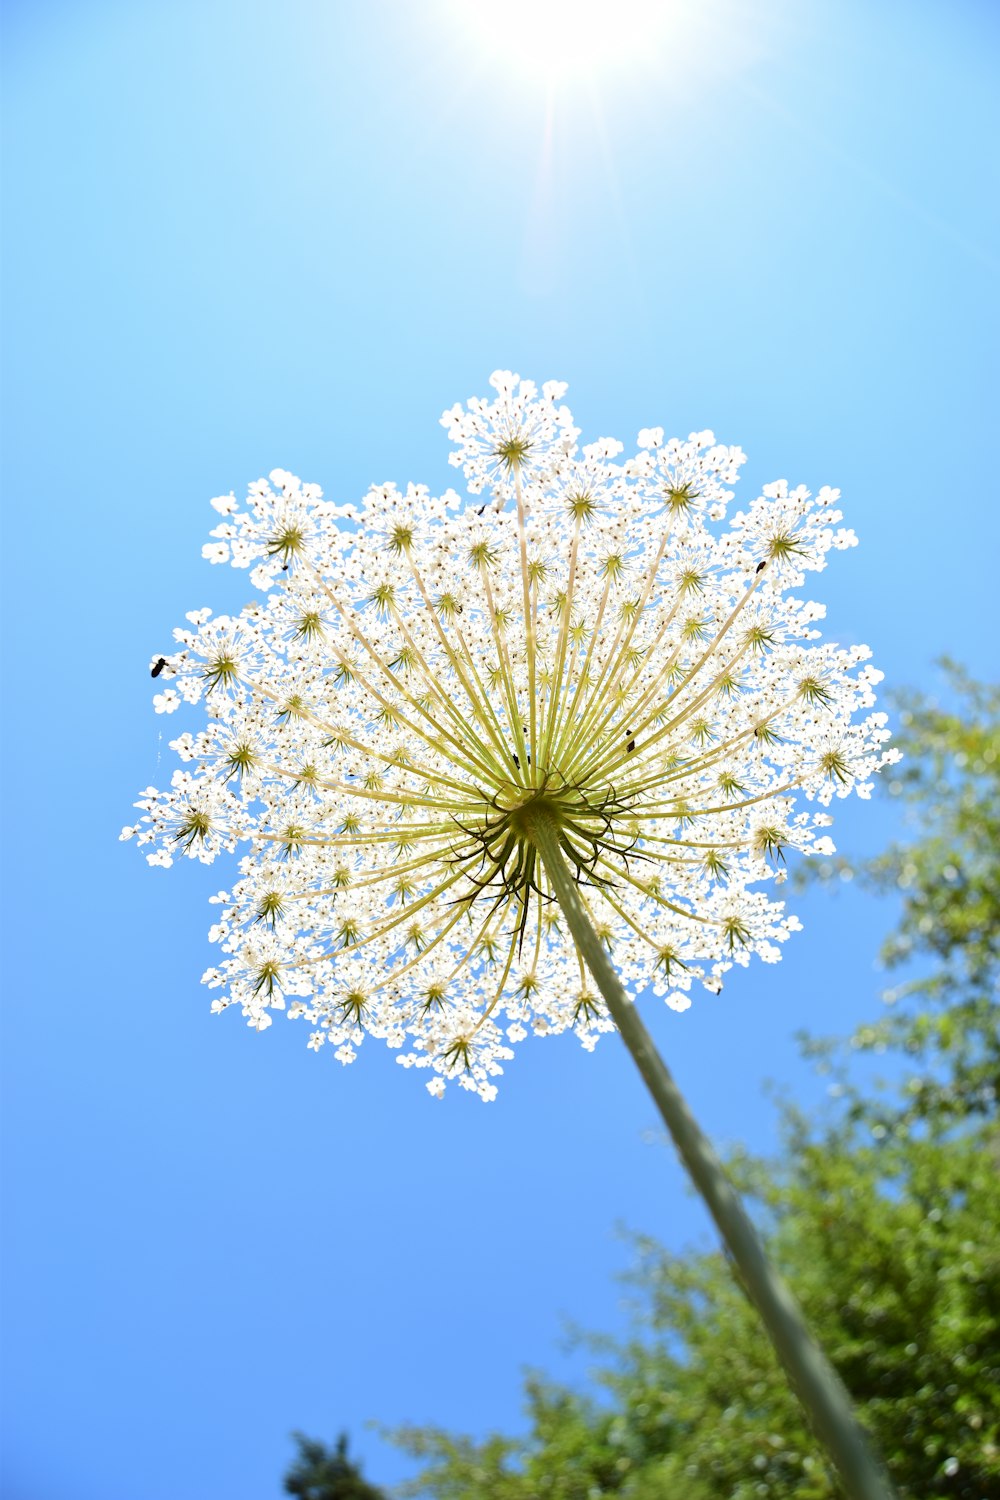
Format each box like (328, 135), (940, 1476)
(123, 373), (896, 1099)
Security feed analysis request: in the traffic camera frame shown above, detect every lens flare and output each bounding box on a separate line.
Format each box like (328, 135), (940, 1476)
(454, 0), (674, 83)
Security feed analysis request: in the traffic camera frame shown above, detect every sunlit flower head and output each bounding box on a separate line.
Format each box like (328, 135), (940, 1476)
(123, 374), (897, 1100)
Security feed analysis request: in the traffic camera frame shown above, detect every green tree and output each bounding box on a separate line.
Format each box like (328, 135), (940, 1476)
(387, 666), (1000, 1499)
(806, 659), (1000, 1127)
(283, 1432), (386, 1500)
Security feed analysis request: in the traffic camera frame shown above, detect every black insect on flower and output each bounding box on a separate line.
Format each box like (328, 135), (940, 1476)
(150, 657), (167, 679)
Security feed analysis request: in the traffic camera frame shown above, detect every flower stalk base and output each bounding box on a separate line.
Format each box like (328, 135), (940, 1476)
(525, 806), (897, 1500)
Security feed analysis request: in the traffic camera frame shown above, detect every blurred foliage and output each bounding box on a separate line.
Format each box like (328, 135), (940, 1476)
(283, 1432), (386, 1500)
(382, 665), (1000, 1500)
(803, 659), (1000, 1127)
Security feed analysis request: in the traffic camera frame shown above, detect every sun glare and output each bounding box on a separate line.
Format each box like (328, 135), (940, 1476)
(455, 0), (674, 83)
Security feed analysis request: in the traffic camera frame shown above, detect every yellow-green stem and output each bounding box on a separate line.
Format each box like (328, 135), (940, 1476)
(525, 806), (898, 1500)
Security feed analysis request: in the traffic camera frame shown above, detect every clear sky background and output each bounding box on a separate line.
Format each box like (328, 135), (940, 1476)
(1, 2), (997, 1496)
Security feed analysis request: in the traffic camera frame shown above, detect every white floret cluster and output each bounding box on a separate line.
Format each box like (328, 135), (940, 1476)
(123, 373), (897, 1100)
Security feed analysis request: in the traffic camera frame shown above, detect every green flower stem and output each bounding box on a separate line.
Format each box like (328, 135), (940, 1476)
(526, 806), (897, 1500)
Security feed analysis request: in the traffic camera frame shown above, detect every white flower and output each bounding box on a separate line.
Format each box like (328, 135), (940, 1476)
(441, 368), (580, 497)
(128, 377), (895, 1098)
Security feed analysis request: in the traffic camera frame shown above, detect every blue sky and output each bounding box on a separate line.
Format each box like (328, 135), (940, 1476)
(1, 1), (997, 1496)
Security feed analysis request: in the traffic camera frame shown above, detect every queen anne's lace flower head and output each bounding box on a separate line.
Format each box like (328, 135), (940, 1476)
(123, 373), (897, 1100)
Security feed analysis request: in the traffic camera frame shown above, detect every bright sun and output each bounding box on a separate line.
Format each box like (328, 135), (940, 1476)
(453, 0), (674, 83)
